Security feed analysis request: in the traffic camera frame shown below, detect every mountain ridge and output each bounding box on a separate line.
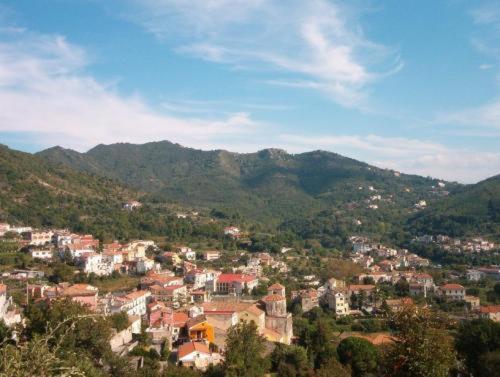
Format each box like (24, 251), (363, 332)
(37, 140), (457, 226)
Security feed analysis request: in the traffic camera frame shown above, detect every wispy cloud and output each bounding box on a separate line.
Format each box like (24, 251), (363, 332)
(437, 99), (500, 130)
(0, 29), (262, 151)
(123, 0), (402, 109)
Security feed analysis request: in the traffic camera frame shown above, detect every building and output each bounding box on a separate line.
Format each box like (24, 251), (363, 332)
(27, 230), (54, 246)
(479, 305), (500, 322)
(465, 295), (480, 309)
(214, 274), (258, 295)
(111, 290), (151, 316)
(327, 291), (350, 317)
(184, 269), (218, 290)
(45, 284), (99, 311)
(30, 249), (53, 260)
(83, 253), (114, 276)
(291, 289), (319, 312)
(203, 250), (220, 261)
(466, 269), (485, 281)
(177, 341), (221, 370)
(224, 226), (241, 238)
(438, 284), (465, 301)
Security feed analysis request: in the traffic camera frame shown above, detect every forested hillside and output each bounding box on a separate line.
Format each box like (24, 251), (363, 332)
(409, 175), (500, 240)
(0, 144), (220, 241)
(38, 141), (454, 226)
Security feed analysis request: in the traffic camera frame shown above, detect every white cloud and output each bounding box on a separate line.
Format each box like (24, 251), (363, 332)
(0, 30), (261, 151)
(437, 99), (500, 130)
(278, 134), (500, 183)
(124, 0), (402, 108)
(0, 27), (496, 183)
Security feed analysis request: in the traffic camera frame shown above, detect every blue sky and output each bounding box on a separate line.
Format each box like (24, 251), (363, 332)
(0, 0), (499, 182)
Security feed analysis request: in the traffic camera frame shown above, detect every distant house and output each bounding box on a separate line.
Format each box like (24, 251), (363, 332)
(30, 249), (53, 260)
(466, 269), (485, 281)
(223, 226), (241, 238)
(203, 250), (220, 261)
(437, 284), (465, 301)
(111, 290), (151, 316)
(214, 274), (258, 295)
(479, 305), (500, 322)
(327, 291), (349, 316)
(177, 341), (221, 370)
(123, 201), (142, 211)
(465, 295), (480, 309)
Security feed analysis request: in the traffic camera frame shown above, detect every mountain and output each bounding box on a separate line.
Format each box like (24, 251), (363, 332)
(409, 175), (500, 240)
(0, 144), (199, 241)
(37, 141), (454, 226)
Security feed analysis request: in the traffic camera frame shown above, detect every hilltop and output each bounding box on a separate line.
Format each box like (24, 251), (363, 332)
(38, 140), (454, 226)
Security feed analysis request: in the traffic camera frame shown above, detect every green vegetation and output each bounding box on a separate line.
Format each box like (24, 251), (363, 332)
(37, 141), (453, 229)
(409, 175), (500, 240)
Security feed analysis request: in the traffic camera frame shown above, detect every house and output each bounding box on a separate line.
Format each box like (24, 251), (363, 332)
(465, 295), (480, 309)
(291, 289), (319, 312)
(437, 284), (465, 301)
(409, 283), (428, 297)
(46, 284), (99, 311)
(187, 314), (215, 344)
(83, 253), (114, 276)
(327, 291), (350, 316)
(141, 272), (182, 289)
(184, 269), (218, 290)
(213, 274), (258, 295)
(149, 284), (188, 308)
(177, 247), (196, 261)
(224, 226), (241, 238)
(111, 290), (151, 316)
(347, 285), (376, 297)
(27, 230), (54, 246)
(110, 315), (142, 355)
(412, 273), (434, 288)
(384, 298), (413, 312)
(479, 305), (500, 322)
(177, 341), (221, 370)
(0, 284), (22, 327)
(203, 250), (220, 261)
(123, 201), (142, 211)
(30, 249), (53, 260)
(466, 269), (485, 281)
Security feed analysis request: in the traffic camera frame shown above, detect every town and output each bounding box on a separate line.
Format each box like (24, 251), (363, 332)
(0, 219), (498, 375)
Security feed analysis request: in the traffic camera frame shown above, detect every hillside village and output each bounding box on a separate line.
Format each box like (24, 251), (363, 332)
(0, 218), (498, 373)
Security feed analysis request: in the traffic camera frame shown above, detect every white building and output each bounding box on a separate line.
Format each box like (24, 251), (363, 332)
(30, 249), (53, 260)
(29, 231), (54, 246)
(83, 253), (114, 276)
(111, 290), (151, 316)
(327, 292), (350, 317)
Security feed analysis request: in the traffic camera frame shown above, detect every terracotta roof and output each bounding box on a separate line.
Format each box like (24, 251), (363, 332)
(348, 284), (376, 291)
(480, 305), (500, 313)
(268, 283), (285, 290)
(177, 341), (210, 359)
(440, 284), (464, 290)
(217, 273), (257, 284)
(262, 294), (285, 302)
(124, 290), (150, 300)
(202, 301), (255, 314)
(0, 284), (7, 294)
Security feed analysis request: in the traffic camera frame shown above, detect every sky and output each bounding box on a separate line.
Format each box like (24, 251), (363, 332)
(0, 0), (499, 183)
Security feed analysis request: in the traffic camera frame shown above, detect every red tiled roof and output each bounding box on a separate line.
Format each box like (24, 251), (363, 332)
(440, 284), (464, 290)
(262, 294), (285, 302)
(217, 273), (256, 284)
(177, 341), (210, 359)
(480, 305), (500, 314)
(268, 283), (285, 290)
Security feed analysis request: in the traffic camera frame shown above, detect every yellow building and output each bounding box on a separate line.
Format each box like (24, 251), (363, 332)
(187, 317), (215, 344)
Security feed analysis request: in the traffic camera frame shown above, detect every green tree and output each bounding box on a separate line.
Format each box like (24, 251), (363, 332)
(455, 318), (500, 377)
(383, 304), (455, 377)
(223, 321), (270, 377)
(270, 343), (312, 377)
(337, 337), (378, 377)
(315, 357), (351, 377)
